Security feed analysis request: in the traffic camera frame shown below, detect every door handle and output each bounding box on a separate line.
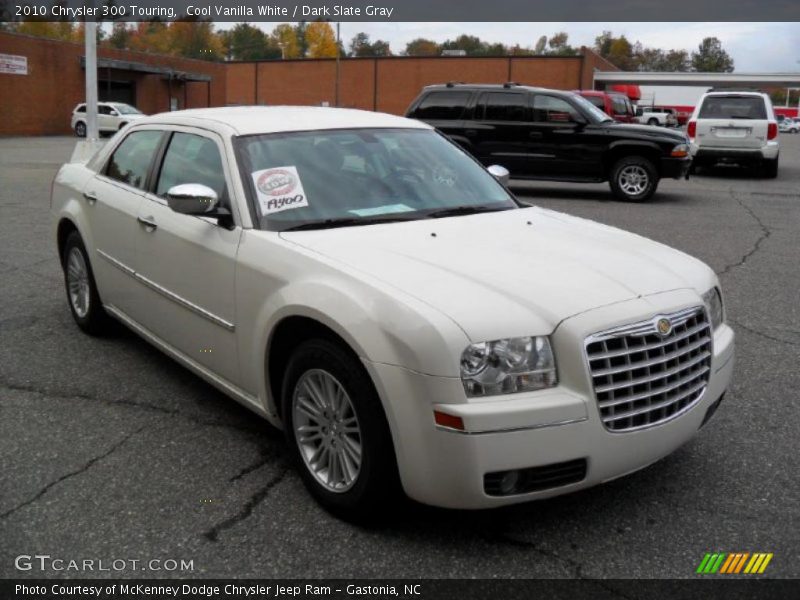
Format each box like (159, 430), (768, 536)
(83, 191), (97, 205)
(464, 129), (477, 137)
(137, 216), (157, 231)
(528, 131), (543, 139)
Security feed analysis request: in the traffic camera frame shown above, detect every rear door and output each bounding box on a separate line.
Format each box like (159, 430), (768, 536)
(695, 95), (769, 148)
(130, 128), (242, 384)
(83, 129), (164, 313)
(468, 91), (534, 175)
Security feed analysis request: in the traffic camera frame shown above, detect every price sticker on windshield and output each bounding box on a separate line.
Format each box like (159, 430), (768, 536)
(252, 166), (309, 215)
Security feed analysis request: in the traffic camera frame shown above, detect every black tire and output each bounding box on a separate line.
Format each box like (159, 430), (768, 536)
(609, 156), (659, 202)
(763, 157), (779, 179)
(281, 338), (401, 522)
(647, 118), (659, 126)
(62, 231), (112, 335)
(74, 121), (86, 137)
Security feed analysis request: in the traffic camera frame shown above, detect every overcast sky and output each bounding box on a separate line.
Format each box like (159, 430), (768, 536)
(238, 22), (800, 72)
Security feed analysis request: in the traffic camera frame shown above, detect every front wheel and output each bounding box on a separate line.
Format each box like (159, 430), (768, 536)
(74, 121), (86, 137)
(281, 339), (401, 521)
(609, 156), (659, 202)
(647, 118), (659, 126)
(62, 231), (112, 335)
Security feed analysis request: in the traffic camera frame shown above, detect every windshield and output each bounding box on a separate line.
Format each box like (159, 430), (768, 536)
(113, 104), (142, 115)
(571, 94), (613, 123)
(698, 96), (767, 120)
(236, 128), (518, 231)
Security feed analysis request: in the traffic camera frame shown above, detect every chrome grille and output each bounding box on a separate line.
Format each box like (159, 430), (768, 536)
(585, 306), (712, 432)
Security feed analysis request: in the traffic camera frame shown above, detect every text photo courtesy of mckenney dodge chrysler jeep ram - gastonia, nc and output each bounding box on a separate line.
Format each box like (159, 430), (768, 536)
(51, 106), (733, 520)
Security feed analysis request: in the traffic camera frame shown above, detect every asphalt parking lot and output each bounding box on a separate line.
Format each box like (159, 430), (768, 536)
(1, 134), (799, 580)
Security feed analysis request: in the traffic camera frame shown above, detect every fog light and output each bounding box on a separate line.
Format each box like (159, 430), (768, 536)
(498, 470), (520, 495)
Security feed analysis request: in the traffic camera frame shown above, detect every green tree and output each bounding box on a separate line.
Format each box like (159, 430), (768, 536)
(547, 31), (577, 56)
(691, 37), (734, 72)
(221, 23), (280, 60)
(107, 22), (133, 49)
(349, 32), (392, 57)
(404, 38), (439, 56)
(441, 34), (487, 56)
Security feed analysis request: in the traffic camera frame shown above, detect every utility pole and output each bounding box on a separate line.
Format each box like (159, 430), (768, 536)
(84, 16), (99, 141)
(335, 22), (340, 107)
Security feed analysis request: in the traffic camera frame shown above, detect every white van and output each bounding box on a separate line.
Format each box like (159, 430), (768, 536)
(687, 91), (779, 177)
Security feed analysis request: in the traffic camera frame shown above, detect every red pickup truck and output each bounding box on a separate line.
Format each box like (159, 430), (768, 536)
(575, 90), (637, 124)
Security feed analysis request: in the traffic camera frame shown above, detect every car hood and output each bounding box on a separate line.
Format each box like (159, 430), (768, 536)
(280, 207), (709, 341)
(603, 122), (687, 142)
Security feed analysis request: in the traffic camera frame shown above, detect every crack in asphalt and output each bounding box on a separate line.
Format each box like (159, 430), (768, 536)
(0, 425), (146, 520)
(229, 445), (283, 482)
(481, 531), (639, 598)
(0, 378), (265, 436)
(203, 468), (289, 542)
(716, 191), (772, 278)
(729, 319), (800, 347)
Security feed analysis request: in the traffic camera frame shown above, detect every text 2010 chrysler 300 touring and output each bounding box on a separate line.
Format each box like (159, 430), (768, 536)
(51, 107), (734, 517)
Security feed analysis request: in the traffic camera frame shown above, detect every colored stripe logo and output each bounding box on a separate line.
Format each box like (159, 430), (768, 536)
(696, 552), (773, 574)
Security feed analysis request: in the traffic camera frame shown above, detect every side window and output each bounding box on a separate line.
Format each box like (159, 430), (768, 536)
(612, 97), (628, 115)
(76, 105), (86, 113)
(98, 105), (113, 115)
(414, 92), (471, 120)
(156, 133), (227, 201)
(481, 93), (528, 122)
(532, 95), (580, 123)
(105, 130), (163, 190)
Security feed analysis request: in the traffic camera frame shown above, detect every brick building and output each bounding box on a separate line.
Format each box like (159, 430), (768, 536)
(0, 30), (618, 136)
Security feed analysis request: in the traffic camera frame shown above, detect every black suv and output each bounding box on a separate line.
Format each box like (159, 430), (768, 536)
(406, 83), (692, 201)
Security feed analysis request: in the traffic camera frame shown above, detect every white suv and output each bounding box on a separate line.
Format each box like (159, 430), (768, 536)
(71, 102), (146, 137)
(688, 91), (779, 177)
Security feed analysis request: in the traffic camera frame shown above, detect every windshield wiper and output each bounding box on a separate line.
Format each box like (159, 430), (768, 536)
(281, 215), (418, 231)
(426, 205), (512, 219)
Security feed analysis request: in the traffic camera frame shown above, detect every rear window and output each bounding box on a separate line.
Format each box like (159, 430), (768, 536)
(413, 91), (471, 120)
(699, 96), (767, 120)
(584, 95), (605, 110)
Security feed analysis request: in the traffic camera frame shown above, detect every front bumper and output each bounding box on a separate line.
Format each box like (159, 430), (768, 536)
(364, 290), (735, 509)
(660, 156), (692, 180)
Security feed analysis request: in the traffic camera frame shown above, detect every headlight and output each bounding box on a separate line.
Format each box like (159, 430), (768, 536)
(460, 336), (557, 397)
(671, 143), (689, 158)
(702, 287), (724, 330)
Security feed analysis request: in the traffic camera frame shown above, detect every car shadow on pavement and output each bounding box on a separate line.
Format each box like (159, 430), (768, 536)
(509, 183), (684, 204)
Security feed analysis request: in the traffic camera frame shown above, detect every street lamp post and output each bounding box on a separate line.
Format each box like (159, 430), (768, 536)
(84, 18), (99, 141)
(335, 22), (340, 107)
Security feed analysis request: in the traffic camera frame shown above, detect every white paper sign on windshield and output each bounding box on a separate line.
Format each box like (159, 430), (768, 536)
(251, 166), (309, 215)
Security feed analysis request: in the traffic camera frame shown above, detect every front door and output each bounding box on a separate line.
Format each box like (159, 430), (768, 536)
(130, 129), (242, 384)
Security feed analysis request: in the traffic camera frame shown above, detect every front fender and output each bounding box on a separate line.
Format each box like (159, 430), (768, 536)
(235, 230), (469, 415)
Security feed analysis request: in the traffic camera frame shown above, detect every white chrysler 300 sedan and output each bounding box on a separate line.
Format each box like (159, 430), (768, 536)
(51, 107), (734, 517)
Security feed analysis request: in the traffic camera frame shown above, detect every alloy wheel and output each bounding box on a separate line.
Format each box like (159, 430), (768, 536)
(618, 165), (649, 197)
(66, 247), (91, 318)
(292, 369), (362, 493)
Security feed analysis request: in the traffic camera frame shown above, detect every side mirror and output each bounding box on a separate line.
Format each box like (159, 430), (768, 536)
(487, 165), (510, 186)
(166, 183), (219, 215)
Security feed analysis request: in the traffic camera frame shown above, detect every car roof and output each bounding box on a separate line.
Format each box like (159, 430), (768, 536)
(423, 83), (573, 96)
(139, 106), (431, 135)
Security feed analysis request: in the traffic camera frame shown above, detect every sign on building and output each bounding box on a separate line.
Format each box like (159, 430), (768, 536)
(0, 53), (28, 75)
